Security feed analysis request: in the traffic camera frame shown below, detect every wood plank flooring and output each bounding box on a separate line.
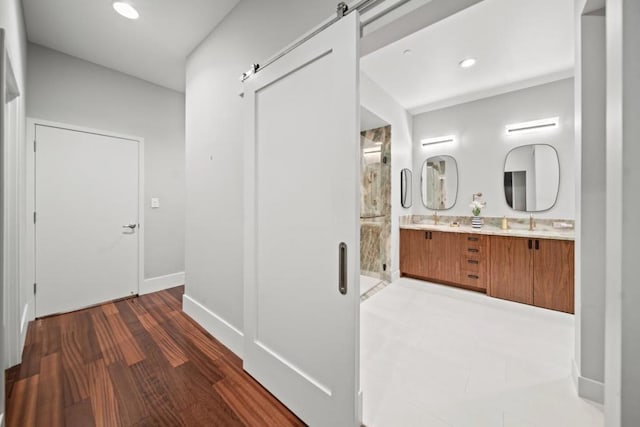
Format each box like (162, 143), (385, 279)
(5, 286), (304, 427)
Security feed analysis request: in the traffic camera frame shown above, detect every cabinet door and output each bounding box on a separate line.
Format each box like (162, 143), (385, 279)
(429, 231), (460, 283)
(489, 236), (534, 304)
(533, 239), (575, 313)
(400, 229), (429, 277)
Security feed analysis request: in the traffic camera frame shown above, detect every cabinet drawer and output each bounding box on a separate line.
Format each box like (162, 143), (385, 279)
(463, 257), (485, 272)
(463, 234), (487, 253)
(464, 234), (486, 244)
(464, 245), (486, 256)
(459, 270), (487, 288)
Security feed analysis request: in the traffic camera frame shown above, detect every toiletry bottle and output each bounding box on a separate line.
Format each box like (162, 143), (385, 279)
(501, 216), (508, 230)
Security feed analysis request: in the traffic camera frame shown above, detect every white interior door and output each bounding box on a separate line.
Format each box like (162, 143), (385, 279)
(35, 124), (140, 317)
(244, 12), (360, 427)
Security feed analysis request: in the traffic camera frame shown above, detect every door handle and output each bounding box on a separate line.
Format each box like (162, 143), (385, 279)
(528, 239), (532, 250)
(123, 224), (137, 230)
(535, 240), (540, 250)
(338, 242), (347, 295)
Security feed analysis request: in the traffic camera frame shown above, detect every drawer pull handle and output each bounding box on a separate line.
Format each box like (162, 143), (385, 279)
(467, 237), (479, 242)
(467, 274), (479, 280)
(467, 260), (479, 265)
(468, 248), (479, 253)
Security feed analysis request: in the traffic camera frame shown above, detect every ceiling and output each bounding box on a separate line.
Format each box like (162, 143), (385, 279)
(360, 0), (575, 114)
(22, 0), (241, 92)
(361, 106), (389, 132)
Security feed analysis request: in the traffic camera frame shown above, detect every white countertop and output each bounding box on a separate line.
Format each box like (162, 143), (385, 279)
(400, 223), (575, 241)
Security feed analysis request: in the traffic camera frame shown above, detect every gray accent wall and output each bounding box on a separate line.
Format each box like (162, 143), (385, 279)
(27, 43), (185, 279)
(412, 78), (575, 220)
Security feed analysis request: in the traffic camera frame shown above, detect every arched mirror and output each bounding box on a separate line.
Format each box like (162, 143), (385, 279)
(421, 155), (459, 210)
(400, 168), (412, 208)
(503, 144), (560, 212)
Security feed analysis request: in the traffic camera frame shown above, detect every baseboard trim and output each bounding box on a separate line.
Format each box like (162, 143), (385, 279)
(182, 294), (244, 358)
(140, 272), (185, 295)
(572, 359), (605, 404)
(391, 269), (401, 282)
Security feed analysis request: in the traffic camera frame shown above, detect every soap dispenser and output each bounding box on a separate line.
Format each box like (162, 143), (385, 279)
(501, 216), (508, 230)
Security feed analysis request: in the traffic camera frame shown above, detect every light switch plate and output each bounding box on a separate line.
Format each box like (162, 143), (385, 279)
(151, 198), (160, 208)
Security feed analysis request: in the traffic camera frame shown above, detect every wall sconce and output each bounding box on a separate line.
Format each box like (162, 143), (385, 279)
(421, 135), (456, 146)
(505, 117), (559, 135)
(363, 148), (381, 155)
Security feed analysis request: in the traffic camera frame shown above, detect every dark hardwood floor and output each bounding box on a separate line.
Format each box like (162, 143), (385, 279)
(4, 286), (304, 427)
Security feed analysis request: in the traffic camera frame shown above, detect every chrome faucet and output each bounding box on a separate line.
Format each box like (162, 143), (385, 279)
(529, 213), (536, 231)
(433, 211), (439, 225)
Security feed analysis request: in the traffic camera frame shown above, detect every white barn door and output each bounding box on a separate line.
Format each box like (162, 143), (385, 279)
(243, 11), (361, 427)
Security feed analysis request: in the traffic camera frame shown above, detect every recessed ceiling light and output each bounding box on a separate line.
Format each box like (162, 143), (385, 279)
(113, 2), (139, 20)
(459, 58), (477, 68)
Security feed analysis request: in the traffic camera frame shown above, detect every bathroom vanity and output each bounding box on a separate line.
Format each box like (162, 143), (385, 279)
(400, 224), (574, 313)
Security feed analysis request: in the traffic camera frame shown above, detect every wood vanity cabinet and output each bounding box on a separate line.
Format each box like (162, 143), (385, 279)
(399, 229), (460, 284)
(488, 236), (534, 304)
(400, 228), (575, 314)
(532, 238), (574, 313)
(399, 229), (428, 277)
(459, 234), (489, 290)
(489, 236), (574, 313)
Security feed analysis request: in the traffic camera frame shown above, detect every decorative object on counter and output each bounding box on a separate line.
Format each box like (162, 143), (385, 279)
(470, 193), (486, 229)
(501, 216), (509, 230)
(529, 213), (536, 231)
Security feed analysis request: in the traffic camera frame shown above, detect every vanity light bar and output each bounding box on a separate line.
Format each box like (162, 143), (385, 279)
(421, 135), (456, 146)
(505, 117), (559, 134)
(363, 148), (381, 154)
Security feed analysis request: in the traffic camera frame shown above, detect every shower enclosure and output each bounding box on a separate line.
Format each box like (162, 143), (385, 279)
(360, 125), (391, 285)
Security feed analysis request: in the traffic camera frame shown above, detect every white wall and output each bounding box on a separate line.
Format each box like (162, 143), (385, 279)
(574, 0), (606, 404)
(1, 0), (27, 407)
(360, 72), (413, 280)
(26, 44), (185, 280)
(185, 0), (337, 354)
(605, 0), (640, 425)
(412, 78), (575, 219)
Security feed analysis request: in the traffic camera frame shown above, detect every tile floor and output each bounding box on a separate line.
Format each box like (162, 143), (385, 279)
(360, 278), (604, 427)
(361, 275), (383, 296)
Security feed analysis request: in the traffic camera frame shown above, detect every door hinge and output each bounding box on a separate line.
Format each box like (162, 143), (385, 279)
(33, 211), (37, 224)
(33, 283), (37, 295)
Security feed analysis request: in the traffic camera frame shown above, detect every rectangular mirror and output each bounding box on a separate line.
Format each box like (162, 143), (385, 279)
(421, 155), (459, 210)
(504, 144), (560, 212)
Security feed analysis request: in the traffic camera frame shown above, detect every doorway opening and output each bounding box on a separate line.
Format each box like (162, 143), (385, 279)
(357, 0), (603, 425)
